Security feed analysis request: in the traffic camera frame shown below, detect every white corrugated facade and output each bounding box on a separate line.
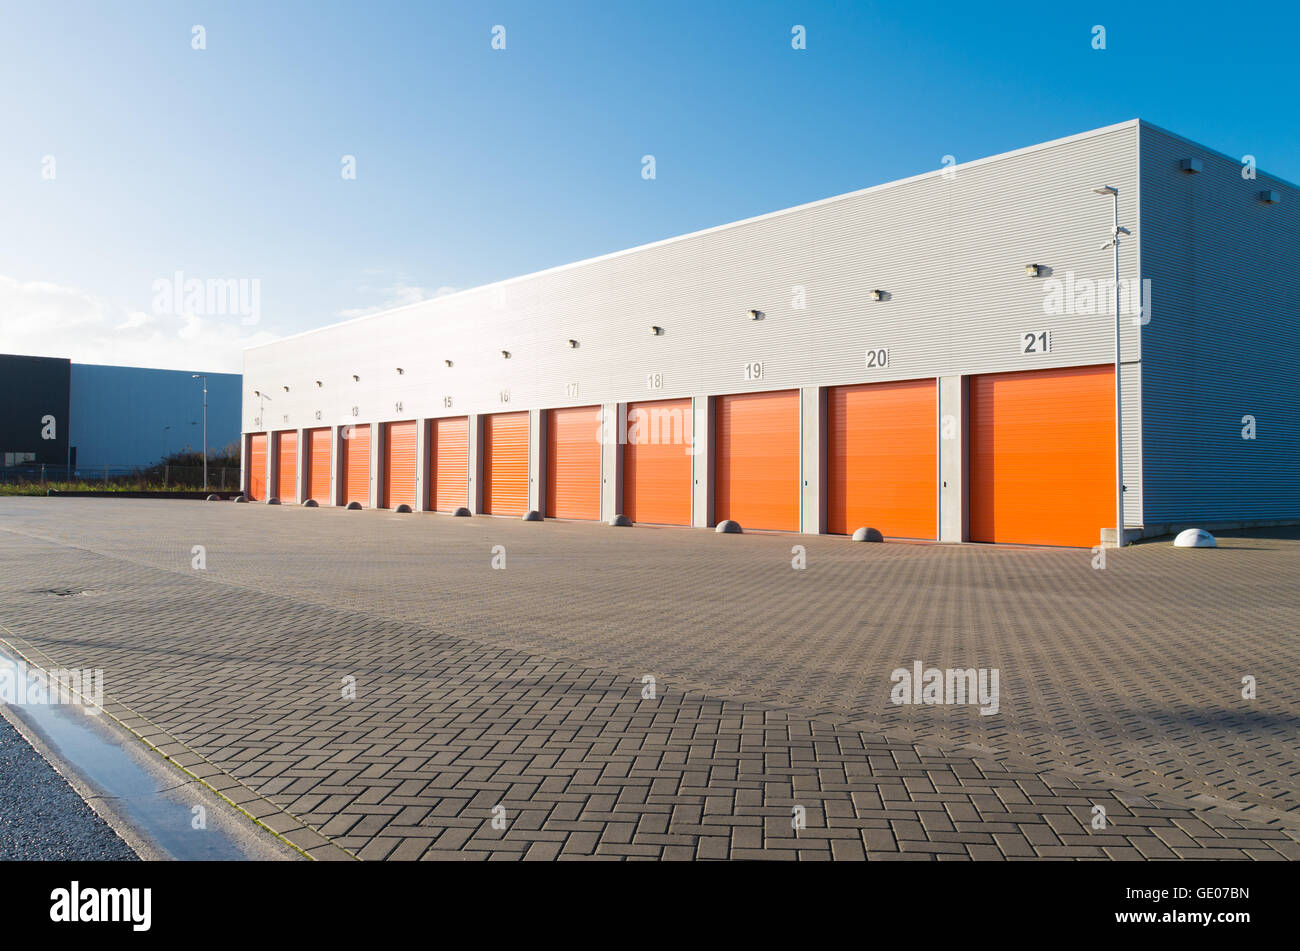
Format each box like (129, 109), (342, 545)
(241, 119), (1299, 545)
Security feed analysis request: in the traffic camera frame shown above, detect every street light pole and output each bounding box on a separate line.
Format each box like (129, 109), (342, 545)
(1092, 185), (1130, 548)
(250, 389), (273, 500)
(192, 374), (208, 491)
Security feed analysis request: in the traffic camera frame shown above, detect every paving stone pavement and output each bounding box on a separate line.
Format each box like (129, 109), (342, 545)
(0, 498), (1296, 860)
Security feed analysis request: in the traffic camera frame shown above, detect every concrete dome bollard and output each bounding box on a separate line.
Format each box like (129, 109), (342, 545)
(522, 510), (543, 521)
(346, 501), (362, 510)
(205, 494), (221, 501)
(452, 507), (471, 517)
(715, 520), (742, 534)
(609, 514), (633, 527)
(395, 504), (413, 513)
(266, 497), (281, 505)
(1173, 528), (1217, 548)
(303, 498), (319, 507)
(233, 495), (247, 503)
(851, 527), (884, 542)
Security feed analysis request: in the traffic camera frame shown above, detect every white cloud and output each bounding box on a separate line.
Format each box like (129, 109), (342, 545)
(114, 310), (153, 330)
(337, 282), (459, 320)
(0, 274), (277, 372)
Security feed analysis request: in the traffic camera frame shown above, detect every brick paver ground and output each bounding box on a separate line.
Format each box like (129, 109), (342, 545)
(0, 498), (1295, 860)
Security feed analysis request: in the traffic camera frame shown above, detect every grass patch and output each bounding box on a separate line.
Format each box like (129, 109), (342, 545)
(0, 481), (198, 496)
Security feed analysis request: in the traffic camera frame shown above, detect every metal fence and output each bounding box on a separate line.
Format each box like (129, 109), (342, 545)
(0, 464), (240, 491)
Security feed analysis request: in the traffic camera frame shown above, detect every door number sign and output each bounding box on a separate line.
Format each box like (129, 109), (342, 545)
(1022, 330), (1051, 354)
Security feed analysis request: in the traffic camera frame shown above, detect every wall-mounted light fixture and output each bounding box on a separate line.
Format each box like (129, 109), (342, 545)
(749, 309), (764, 321)
(282, 385), (290, 392)
(501, 350), (511, 359)
(315, 380), (323, 387)
(1025, 264), (1042, 278)
(352, 374), (360, 382)
(1179, 158), (1203, 174)
(568, 339), (579, 348)
(869, 290), (885, 302)
(1259, 190), (1281, 204)
(395, 367), (404, 375)
(444, 359), (453, 367)
(651, 325), (664, 336)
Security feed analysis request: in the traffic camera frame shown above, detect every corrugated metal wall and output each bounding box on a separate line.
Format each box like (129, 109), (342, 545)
(71, 363), (241, 468)
(242, 121), (1145, 523)
(1139, 122), (1299, 523)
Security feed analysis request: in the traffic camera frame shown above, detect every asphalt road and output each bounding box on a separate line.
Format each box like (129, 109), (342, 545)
(0, 710), (137, 861)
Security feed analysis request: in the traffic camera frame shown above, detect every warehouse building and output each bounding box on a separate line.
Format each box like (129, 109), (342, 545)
(0, 354), (70, 469)
(0, 353), (241, 474)
(69, 363), (242, 471)
(240, 120), (1299, 547)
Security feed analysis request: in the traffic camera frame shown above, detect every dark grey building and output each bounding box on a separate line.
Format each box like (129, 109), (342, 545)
(1, 353), (241, 477)
(0, 354), (70, 469)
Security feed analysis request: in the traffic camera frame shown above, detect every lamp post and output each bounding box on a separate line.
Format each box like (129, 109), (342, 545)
(252, 389), (271, 424)
(1092, 185), (1130, 548)
(251, 390), (273, 499)
(192, 374), (208, 491)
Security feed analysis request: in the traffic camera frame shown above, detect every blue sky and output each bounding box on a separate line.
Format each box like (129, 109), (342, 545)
(2, 0), (1297, 371)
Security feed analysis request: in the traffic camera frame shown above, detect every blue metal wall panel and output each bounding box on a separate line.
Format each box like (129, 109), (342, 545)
(69, 363), (242, 469)
(1139, 122), (1300, 523)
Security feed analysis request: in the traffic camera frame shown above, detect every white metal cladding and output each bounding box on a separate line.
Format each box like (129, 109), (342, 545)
(1121, 362), (1142, 527)
(243, 120), (1146, 518)
(1138, 122), (1300, 524)
(246, 124), (1141, 413)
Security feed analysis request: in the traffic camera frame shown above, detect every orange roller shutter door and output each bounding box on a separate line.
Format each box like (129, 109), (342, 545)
(274, 431), (297, 503)
(482, 411), (529, 516)
(383, 420), (417, 509)
(305, 427), (331, 504)
(430, 416), (469, 512)
(715, 390), (800, 532)
(827, 380), (936, 539)
(969, 364), (1114, 547)
(624, 398), (693, 526)
(341, 423), (371, 507)
(546, 405), (601, 520)
(247, 433), (267, 501)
